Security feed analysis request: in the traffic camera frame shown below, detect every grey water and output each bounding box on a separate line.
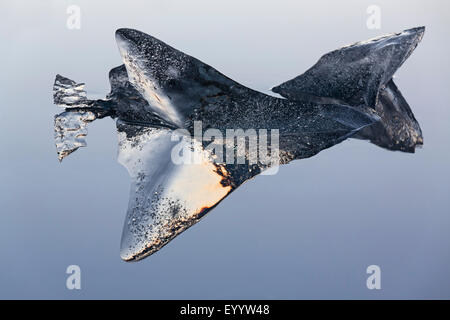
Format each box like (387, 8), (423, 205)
(1, 0), (449, 299)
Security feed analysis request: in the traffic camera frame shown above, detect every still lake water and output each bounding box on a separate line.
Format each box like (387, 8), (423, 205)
(1, 0), (449, 298)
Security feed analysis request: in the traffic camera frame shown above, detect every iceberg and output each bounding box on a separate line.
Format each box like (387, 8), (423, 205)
(52, 27), (424, 261)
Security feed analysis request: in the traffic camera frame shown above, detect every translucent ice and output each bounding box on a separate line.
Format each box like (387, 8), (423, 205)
(52, 27), (424, 261)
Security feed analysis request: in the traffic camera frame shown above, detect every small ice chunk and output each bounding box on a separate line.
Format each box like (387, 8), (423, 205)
(54, 110), (96, 161)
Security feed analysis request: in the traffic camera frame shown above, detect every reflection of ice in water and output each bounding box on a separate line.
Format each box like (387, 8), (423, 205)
(54, 110), (96, 161)
(52, 27), (424, 261)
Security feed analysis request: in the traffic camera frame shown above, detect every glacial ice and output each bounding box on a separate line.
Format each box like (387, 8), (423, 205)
(51, 27), (424, 261)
